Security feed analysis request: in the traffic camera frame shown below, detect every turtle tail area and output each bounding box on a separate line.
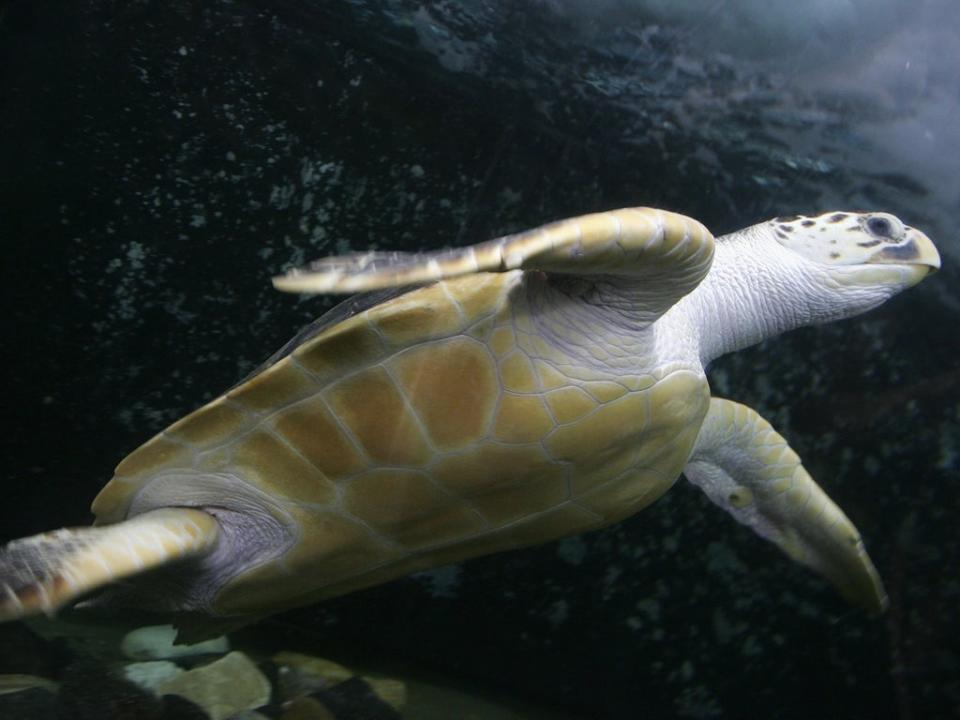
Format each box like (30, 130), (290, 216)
(0, 508), (219, 622)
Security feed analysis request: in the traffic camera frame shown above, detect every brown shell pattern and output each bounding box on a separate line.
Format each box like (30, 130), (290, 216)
(91, 270), (709, 615)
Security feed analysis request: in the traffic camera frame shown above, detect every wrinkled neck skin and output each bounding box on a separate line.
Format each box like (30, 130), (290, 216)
(522, 223), (904, 374)
(673, 225), (890, 368)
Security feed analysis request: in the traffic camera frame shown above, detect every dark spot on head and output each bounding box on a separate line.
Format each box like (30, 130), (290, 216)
(801, 220), (815, 227)
(857, 239), (882, 248)
(775, 215), (800, 223)
(829, 213), (848, 223)
(830, 239), (837, 245)
(779, 224), (794, 232)
(829, 252), (841, 259)
(878, 241), (919, 261)
(775, 230), (788, 240)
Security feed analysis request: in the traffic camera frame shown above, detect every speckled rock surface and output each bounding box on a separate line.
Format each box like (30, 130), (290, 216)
(1, 1), (957, 719)
(155, 651), (271, 720)
(121, 625), (229, 661)
(123, 660), (186, 694)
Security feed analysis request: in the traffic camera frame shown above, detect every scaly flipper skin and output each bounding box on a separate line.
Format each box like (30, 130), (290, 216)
(273, 207), (715, 322)
(0, 508), (218, 621)
(683, 398), (887, 614)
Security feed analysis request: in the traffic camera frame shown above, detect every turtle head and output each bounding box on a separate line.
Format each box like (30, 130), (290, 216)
(692, 210), (940, 363)
(769, 211), (940, 291)
(755, 210), (940, 325)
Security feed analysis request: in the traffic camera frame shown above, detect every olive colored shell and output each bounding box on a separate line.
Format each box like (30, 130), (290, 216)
(91, 270), (709, 615)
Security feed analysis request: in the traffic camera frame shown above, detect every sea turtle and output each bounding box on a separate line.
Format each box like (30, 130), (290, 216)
(0, 207), (939, 635)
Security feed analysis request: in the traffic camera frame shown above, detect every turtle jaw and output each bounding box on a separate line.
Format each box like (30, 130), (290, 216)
(831, 232), (940, 292)
(833, 262), (932, 292)
(888, 262), (935, 289)
(820, 225), (939, 291)
(862, 227), (941, 287)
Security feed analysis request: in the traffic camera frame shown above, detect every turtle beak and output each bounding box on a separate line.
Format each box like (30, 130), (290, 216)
(864, 228), (941, 287)
(871, 229), (941, 271)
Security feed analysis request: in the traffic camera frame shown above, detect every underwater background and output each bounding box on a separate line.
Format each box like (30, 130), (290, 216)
(1, 1), (958, 718)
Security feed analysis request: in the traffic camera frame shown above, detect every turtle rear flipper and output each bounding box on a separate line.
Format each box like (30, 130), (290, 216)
(0, 508), (219, 621)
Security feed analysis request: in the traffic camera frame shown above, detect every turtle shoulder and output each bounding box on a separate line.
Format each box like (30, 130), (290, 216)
(91, 272), (521, 524)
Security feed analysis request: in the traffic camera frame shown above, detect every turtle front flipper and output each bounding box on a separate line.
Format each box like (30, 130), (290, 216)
(0, 508), (219, 621)
(683, 398), (887, 615)
(273, 208), (714, 322)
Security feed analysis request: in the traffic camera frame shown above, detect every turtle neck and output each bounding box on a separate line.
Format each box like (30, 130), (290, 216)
(675, 225), (842, 367)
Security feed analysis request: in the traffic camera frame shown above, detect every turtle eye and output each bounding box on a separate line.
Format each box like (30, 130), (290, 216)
(864, 213), (903, 240)
(867, 217), (891, 236)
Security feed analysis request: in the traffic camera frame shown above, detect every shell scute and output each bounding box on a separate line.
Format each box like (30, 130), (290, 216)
(544, 386), (597, 424)
(533, 360), (572, 390)
(578, 467), (671, 519)
(545, 392), (649, 465)
(271, 398), (367, 480)
(637, 371), (710, 467)
(570, 371), (709, 515)
(488, 326), (515, 357)
(431, 442), (567, 526)
(498, 351), (539, 393)
(228, 362), (317, 412)
(646, 370), (707, 427)
(467, 474), (569, 526)
(387, 337), (497, 451)
(325, 367), (432, 467)
(491, 394), (555, 443)
(505, 503), (604, 547)
(368, 283), (465, 346)
(430, 443), (557, 496)
(293, 317), (385, 382)
(165, 399), (253, 447)
(114, 434), (185, 478)
(230, 430), (336, 505)
(342, 469), (486, 548)
(581, 380), (629, 403)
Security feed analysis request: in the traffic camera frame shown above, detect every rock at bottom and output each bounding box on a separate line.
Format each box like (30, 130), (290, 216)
(156, 651), (270, 720)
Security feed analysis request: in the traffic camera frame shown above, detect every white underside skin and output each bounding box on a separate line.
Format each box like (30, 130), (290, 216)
(683, 397), (887, 614)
